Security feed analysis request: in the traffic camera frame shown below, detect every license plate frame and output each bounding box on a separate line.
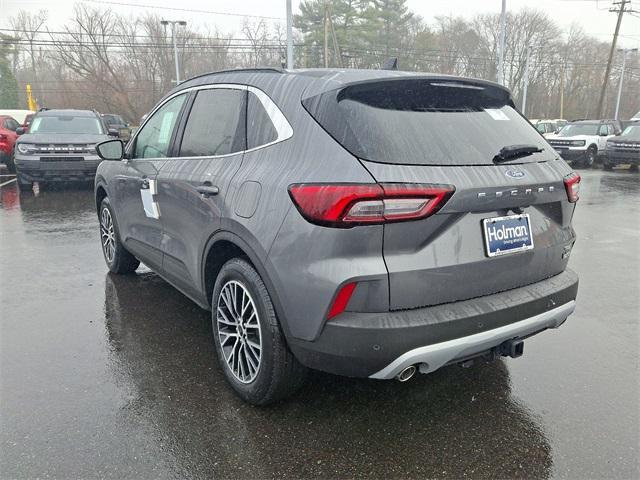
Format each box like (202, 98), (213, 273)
(482, 214), (534, 258)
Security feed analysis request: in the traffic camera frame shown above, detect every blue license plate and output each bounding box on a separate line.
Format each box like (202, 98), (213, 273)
(482, 214), (534, 257)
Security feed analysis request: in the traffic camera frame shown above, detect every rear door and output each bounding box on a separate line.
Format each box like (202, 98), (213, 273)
(156, 86), (247, 298)
(304, 78), (577, 310)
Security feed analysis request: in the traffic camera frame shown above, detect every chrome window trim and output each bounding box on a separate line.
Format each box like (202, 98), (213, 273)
(127, 83), (293, 161)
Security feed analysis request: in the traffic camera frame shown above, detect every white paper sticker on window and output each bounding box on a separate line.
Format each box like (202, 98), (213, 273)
(485, 108), (510, 121)
(158, 112), (175, 144)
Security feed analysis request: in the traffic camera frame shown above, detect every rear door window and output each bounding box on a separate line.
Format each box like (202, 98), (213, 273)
(179, 89), (246, 157)
(303, 79), (551, 166)
(247, 92), (277, 149)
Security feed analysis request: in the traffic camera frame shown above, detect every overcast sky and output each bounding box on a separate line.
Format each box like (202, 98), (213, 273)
(1, 0), (639, 48)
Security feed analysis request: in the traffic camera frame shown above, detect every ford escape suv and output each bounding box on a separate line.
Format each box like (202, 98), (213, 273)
(94, 68), (580, 405)
(14, 109), (112, 187)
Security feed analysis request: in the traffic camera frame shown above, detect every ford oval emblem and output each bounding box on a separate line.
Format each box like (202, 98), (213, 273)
(505, 169), (526, 179)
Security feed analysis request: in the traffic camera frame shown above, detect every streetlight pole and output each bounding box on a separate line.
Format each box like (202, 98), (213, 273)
(614, 48), (637, 120)
(161, 20), (187, 85)
(286, 0), (293, 69)
(497, 0), (507, 84)
(522, 45), (531, 116)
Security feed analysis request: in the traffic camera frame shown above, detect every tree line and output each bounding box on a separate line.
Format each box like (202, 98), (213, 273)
(0, 0), (638, 123)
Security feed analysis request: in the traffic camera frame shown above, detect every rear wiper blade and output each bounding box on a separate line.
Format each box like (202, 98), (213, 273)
(493, 144), (543, 163)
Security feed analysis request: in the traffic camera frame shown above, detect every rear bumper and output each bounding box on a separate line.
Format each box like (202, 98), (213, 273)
(288, 268), (579, 378)
(15, 157), (101, 182)
(553, 148), (588, 161)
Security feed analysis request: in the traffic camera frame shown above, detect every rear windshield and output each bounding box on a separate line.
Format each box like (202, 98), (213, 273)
(303, 79), (550, 166)
(30, 115), (104, 135)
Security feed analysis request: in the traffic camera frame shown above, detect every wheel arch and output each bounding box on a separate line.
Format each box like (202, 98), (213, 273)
(201, 230), (292, 339)
(95, 179), (109, 215)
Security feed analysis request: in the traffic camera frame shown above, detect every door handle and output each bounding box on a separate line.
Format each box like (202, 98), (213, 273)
(196, 185), (220, 198)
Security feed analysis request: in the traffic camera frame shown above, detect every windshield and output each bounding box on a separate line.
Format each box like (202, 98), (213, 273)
(620, 125), (640, 140)
(558, 124), (599, 136)
(303, 79), (549, 166)
(29, 115), (104, 135)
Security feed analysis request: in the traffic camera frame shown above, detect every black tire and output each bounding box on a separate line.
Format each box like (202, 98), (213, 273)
(584, 146), (597, 169)
(211, 258), (307, 405)
(16, 172), (31, 189)
(99, 197), (140, 274)
(6, 147), (16, 173)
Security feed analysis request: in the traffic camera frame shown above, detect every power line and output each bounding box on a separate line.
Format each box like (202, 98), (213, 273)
(79, 0), (284, 20)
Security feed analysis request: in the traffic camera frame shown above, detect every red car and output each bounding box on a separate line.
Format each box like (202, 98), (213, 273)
(0, 115), (20, 172)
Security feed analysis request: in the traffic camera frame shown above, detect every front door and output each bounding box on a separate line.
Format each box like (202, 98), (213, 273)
(157, 86), (247, 298)
(114, 93), (188, 270)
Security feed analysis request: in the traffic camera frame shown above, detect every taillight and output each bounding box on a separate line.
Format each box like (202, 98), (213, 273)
(563, 172), (581, 203)
(288, 183), (455, 227)
(0, 134), (7, 141)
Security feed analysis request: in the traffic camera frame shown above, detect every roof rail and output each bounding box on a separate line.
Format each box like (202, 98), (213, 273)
(181, 67), (284, 84)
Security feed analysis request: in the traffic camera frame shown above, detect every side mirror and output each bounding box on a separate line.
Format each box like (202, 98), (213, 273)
(16, 127), (25, 135)
(96, 139), (125, 161)
(108, 128), (120, 137)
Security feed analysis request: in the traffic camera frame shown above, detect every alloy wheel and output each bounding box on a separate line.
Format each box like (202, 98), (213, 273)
(216, 280), (263, 383)
(100, 207), (116, 263)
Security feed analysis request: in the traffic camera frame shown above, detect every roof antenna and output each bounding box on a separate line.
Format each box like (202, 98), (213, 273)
(382, 57), (398, 70)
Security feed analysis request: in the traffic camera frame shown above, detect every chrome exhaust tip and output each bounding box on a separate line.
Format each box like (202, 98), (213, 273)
(395, 365), (417, 382)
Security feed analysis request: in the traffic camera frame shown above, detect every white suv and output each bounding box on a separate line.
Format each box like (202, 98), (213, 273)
(546, 120), (621, 168)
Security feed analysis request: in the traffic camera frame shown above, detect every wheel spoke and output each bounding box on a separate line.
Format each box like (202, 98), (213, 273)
(216, 280), (262, 384)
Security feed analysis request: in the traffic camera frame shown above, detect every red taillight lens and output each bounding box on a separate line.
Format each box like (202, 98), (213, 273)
(327, 282), (357, 320)
(563, 172), (581, 203)
(288, 183), (455, 227)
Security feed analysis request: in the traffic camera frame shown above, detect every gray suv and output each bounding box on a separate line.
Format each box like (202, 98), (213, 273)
(94, 68), (580, 405)
(14, 109), (112, 187)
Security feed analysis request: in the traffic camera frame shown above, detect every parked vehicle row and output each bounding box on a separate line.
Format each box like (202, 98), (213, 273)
(546, 119), (625, 168)
(0, 108), (132, 176)
(12, 109), (114, 187)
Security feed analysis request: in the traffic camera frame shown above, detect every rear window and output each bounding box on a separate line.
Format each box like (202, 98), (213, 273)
(303, 79), (550, 166)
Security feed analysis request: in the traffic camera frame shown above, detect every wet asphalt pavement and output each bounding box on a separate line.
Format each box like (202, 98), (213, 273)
(0, 170), (638, 479)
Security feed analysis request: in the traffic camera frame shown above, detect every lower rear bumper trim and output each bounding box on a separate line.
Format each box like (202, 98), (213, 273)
(369, 300), (576, 379)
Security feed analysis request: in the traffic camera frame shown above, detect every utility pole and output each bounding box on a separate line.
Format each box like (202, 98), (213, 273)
(286, 0), (293, 69)
(161, 20), (187, 85)
(596, 0), (631, 118)
(614, 48), (638, 119)
(497, 0), (507, 84)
